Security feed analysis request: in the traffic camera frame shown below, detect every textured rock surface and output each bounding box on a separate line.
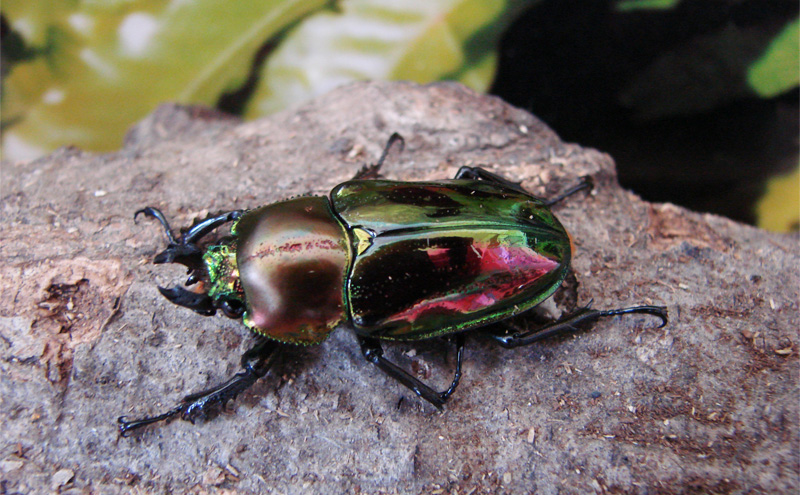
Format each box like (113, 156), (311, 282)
(1, 81), (797, 494)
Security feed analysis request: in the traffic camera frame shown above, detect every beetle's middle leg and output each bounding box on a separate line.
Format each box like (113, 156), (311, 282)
(439, 333), (466, 400)
(358, 334), (466, 409)
(118, 338), (280, 436)
(350, 133), (405, 180)
(483, 305), (668, 348)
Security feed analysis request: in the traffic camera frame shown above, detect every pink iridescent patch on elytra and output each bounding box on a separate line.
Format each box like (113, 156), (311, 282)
(389, 242), (559, 325)
(425, 247), (452, 269)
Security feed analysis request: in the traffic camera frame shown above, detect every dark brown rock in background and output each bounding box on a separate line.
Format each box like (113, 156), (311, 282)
(1, 81), (797, 494)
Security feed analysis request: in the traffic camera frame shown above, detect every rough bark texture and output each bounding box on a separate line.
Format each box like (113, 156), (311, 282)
(1, 81), (797, 494)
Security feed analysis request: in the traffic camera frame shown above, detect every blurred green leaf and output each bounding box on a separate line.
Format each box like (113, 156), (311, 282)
(756, 162), (799, 232)
(2, 0), (328, 158)
(614, 0), (680, 12)
(245, 0), (532, 118)
(747, 17), (799, 98)
(1, 1), (76, 48)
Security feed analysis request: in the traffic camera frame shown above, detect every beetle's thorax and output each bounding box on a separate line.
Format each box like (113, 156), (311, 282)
(232, 197), (349, 345)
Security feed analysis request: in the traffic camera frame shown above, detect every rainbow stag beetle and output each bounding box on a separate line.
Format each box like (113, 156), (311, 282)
(118, 133), (667, 436)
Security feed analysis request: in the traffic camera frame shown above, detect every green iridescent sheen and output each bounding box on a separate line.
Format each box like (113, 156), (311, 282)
(203, 242), (244, 304)
(330, 179), (571, 340)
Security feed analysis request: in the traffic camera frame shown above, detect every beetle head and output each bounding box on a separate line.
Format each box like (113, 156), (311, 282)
(155, 239), (246, 319)
(202, 241), (246, 319)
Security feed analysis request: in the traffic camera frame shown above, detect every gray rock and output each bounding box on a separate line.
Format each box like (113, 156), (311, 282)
(1, 81), (797, 494)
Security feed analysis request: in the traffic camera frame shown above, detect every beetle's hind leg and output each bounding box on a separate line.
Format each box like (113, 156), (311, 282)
(454, 166), (593, 205)
(351, 133), (405, 180)
(358, 334), (466, 409)
(543, 176), (593, 206)
(454, 166), (529, 194)
(483, 304), (668, 348)
(118, 338), (280, 436)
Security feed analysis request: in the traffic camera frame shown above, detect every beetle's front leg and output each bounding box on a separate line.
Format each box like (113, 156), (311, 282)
(357, 335), (466, 409)
(484, 305), (668, 348)
(118, 338), (280, 436)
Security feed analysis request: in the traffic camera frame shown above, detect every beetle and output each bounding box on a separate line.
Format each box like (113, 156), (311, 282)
(118, 133), (667, 436)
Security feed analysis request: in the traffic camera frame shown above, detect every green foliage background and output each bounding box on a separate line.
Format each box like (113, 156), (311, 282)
(2, 0), (797, 230)
(2, 0), (528, 156)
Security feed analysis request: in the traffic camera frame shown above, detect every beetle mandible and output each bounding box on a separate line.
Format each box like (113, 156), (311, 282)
(118, 133), (667, 436)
